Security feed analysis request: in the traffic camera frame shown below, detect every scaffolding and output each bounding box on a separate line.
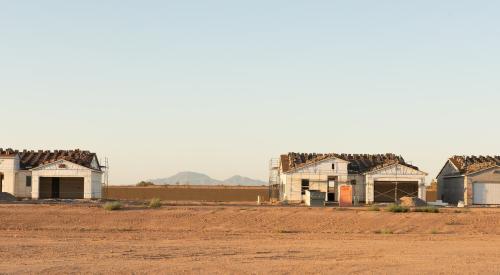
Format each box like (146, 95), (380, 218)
(268, 158), (280, 201)
(101, 157), (109, 199)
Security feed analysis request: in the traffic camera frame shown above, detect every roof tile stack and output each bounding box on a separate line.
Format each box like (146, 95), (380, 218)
(281, 152), (418, 173)
(449, 155), (500, 174)
(0, 148), (99, 170)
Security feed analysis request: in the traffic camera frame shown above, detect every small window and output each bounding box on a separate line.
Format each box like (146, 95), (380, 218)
(26, 176), (32, 187)
(351, 179), (357, 185)
(301, 179), (310, 195)
(332, 164), (335, 170)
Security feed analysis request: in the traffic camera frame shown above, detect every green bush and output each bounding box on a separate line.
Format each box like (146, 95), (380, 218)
(149, 198), (162, 208)
(103, 201), (123, 211)
(413, 206), (439, 213)
(136, 181), (155, 187)
(369, 205), (380, 211)
(386, 204), (409, 213)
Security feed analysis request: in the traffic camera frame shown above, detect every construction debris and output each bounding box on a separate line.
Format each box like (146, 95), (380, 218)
(0, 192), (17, 202)
(428, 200), (449, 207)
(399, 196), (427, 207)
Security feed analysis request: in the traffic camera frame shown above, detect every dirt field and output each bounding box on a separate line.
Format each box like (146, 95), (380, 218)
(105, 185), (269, 202)
(1, 203), (500, 274)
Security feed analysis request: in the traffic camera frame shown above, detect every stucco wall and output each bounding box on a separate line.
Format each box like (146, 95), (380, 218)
(14, 171), (32, 198)
(0, 157), (18, 194)
(280, 158), (349, 202)
(467, 168), (500, 205)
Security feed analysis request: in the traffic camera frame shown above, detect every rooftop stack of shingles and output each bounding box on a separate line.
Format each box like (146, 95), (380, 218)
(449, 155), (500, 174)
(282, 152), (418, 173)
(0, 148), (98, 170)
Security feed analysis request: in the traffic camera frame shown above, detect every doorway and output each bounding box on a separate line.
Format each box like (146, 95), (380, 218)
(0, 173), (3, 192)
(39, 177), (84, 199)
(51, 178), (60, 198)
(327, 176), (337, 202)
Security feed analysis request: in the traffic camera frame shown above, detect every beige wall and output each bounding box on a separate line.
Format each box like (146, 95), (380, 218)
(467, 167), (500, 205)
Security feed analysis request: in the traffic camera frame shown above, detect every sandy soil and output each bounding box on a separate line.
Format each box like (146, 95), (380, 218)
(105, 185), (269, 201)
(1, 203), (500, 274)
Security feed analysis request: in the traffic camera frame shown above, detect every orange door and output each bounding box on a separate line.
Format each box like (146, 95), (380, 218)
(339, 185), (353, 207)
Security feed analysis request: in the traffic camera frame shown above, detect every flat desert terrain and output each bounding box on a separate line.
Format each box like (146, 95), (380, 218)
(105, 185), (269, 202)
(1, 203), (500, 274)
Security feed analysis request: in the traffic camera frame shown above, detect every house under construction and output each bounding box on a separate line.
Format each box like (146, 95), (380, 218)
(0, 149), (105, 199)
(269, 152), (427, 204)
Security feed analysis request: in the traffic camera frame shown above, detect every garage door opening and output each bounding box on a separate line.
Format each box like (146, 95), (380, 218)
(39, 177), (84, 199)
(374, 181), (418, 202)
(473, 183), (500, 205)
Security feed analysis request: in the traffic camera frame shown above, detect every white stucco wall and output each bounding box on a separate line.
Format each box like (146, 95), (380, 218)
(280, 158), (349, 202)
(0, 156), (19, 194)
(31, 160), (103, 199)
(15, 170), (32, 198)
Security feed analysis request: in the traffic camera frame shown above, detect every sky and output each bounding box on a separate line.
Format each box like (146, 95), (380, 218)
(0, 1), (499, 185)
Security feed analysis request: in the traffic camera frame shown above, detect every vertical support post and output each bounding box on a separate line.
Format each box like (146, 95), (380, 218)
(365, 177), (374, 204)
(418, 178), (426, 201)
(31, 175), (39, 199)
(84, 176), (92, 199)
(464, 176), (471, 206)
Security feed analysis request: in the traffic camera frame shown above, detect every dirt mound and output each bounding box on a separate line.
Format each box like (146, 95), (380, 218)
(399, 196), (427, 207)
(0, 192), (17, 202)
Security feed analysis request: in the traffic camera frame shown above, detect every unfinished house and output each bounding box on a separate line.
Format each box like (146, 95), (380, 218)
(437, 156), (500, 205)
(0, 149), (103, 199)
(269, 153), (427, 204)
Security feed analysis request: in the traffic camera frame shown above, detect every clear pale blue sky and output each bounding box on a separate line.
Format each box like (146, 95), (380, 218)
(1, 1), (499, 184)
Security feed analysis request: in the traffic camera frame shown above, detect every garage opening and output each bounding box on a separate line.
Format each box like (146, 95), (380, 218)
(374, 181), (418, 202)
(39, 177), (84, 199)
(473, 183), (500, 205)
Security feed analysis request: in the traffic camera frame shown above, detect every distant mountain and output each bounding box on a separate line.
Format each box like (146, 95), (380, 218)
(150, 171), (219, 185)
(223, 175), (267, 186)
(149, 171), (266, 186)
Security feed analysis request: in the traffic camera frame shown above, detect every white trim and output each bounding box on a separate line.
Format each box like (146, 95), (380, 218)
(364, 163), (428, 176)
(283, 156), (349, 174)
(29, 159), (101, 172)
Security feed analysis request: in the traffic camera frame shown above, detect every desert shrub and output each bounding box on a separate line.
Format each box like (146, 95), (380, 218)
(369, 205), (380, 211)
(430, 229), (439, 234)
(374, 229), (393, 234)
(103, 201), (123, 211)
(149, 198), (162, 208)
(445, 219), (461, 225)
(386, 204), (409, 213)
(136, 181), (155, 187)
(413, 206), (439, 213)
(276, 229), (300, 234)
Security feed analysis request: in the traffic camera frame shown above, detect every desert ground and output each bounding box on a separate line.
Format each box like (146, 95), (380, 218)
(105, 185), (269, 201)
(1, 203), (500, 274)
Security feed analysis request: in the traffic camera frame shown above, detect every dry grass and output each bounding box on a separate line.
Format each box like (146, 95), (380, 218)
(148, 198), (162, 208)
(413, 206), (440, 213)
(103, 201), (123, 211)
(386, 204), (409, 213)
